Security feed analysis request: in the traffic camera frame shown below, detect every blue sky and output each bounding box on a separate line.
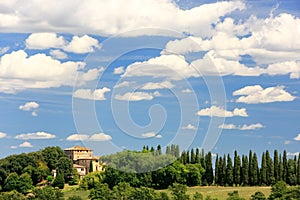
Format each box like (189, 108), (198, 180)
(0, 0), (300, 159)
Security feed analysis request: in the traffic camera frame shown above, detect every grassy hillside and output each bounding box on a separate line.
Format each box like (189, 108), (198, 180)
(63, 185), (271, 200)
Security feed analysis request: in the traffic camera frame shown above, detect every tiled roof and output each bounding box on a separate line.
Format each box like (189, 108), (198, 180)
(64, 146), (92, 151)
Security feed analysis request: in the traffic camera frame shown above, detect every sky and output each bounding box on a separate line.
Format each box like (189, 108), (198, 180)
(0, 0), (300, 159)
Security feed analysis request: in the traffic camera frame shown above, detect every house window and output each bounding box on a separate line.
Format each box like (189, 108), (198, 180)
(81, 168), (84, 171)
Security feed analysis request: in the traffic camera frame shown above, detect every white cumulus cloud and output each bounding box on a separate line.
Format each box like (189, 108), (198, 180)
(50, 49), (68, 59)
(294, 134), (300, 141)
(73, 87), (111, 101)
(66, 133), (112, 141)
(114, 66), (125, 75)
(26, 33), (65, 49)
(15, 131), (56, 140)
(115, 91), (160, 101)
(141, 81), (174, 90)
(63, 35), (101, 54)
(182, 124), (197, 130)
(19, 142), (33, 148)
(141, 132), (162, 138)
(219, 123), (264, 130)
(19, 101), (39, 116)
(0, 50), (101, 94)
(233, 85), (296, 104)
(0, 132), (7, 138)
(197, 106), (248, 117)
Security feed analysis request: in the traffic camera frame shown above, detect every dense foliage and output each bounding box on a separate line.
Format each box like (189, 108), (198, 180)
(0, 146), (75, 194)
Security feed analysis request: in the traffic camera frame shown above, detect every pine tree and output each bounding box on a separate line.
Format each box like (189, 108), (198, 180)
(241, 155), (249, 186)
(226, 154), (233, 186)
(260, 152), (267, 185)
(215, 154), (219, 185)
(233, 150), (241, 186)
(274, 150), (279, 182)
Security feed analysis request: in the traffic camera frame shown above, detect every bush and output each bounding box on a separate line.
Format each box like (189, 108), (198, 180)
(251, 191), (266, 200)
(68, 195), (83, 200)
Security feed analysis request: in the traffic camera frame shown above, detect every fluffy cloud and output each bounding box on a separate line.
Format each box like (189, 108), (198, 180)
(182, 124), (197, 130)
(0, 1), (245, 37)
(219, 123), (264, 130)
(266, 61), (300, 79)
(141, 132), (162, 138)
(287, 152), (300, 156)
(66, 133), (112, 141)
(114, 66), (125, 75)
(19, 101), (39, 116)
(50, 49), (68, 59)
(26, 33), (65, 49)
(0, 132), (7, 138)
(115, 91), (160, 101)
(19, 102), (39, 111)
(15, 132), (56, 140)
(0, 46), (9, 55)
(73, 87), (111, 101)
(26, 33), (100, 54)
(19, 142), (33, 148)
(294, 134), (300, 141)
(63, 35), (101, 53)
(122, 54), (197, 80)
(114, 81), (135, 89)
(233, 85), (296, 104)
(197, 106), (248, 117)
(141, 81), (174, 90)
(0, 50), (101, 93)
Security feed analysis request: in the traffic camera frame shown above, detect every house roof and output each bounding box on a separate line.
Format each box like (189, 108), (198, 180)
(64, 146), (92, 151)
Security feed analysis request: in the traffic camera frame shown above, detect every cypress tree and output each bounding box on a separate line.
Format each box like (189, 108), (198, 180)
(260, 152), (267, 185)
(166, 146), (171, 155)
(222, 154), (227, 186)
(89, 160), (93, 173)
(266, 150), (275, 185)
(296, 153), (300, 185)
(204, 152), (214, 185)
(157, 145), (162, 155)
(279, 154), (284, 181)
(175, 145), (180, 158)
(181, 151), (187, 164)
(195, 148), (200, 164)
(215, 154), (219, 185)
(287, 159), (297, 185)
(241, 155), (249, 186)
(226, 154), (233, 186)
(274, 150), (279, 182)
(233, 150), (241, 186)
(186, 150), (190, 164)
(249, 150), (253, 185)
(191, 149), (195, 164)
(252, 153), (259, 186)
(283, 150), (288, 182)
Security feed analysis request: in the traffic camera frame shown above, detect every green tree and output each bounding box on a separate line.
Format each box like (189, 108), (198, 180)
(89, 183), (112, 200)
(278, 154), (284, 181)
(169, 183), (190, 200)
(226, 191), (245, 200)
(3, 172), (33, 194)
(283, 150), (288, 182)
(297, 154), (300, 185)
(89, 160), (93, 173)
(268, 181), (288, 200)
(287, 158), (297, 185)
(56, 157), (73, 182)
(260, 152), (267, 185)
(215, 154), (219, 185)
(251, 153), (259, 186)
(191, 149), (196, 164)
(0, 190), (27, 200)
(204, 152), (213, 185)
(266, 150), (275, 185)
(193, 192), (203, 200)
(249, 150), (253, 185)
(68, 196), (83, 200)
(250, 191), (266, 200)
(32, 186), (64, 200)
(111, 182), (134, 199)
(195, 148), (200, 164)
(52, 170), (65, 189)
(157, 145), (162, 155)
(226, 154), (233, 186)
(159, 192), (170, 200)
(273, 150), (279, 182)
(132, 186), (158, 200)
(233, 151), (241, 186)
(42, 146), (66, 170)
(241, 155), (249, 186)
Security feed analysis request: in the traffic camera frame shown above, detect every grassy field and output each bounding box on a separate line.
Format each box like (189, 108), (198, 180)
(63, 185), (271, 200)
